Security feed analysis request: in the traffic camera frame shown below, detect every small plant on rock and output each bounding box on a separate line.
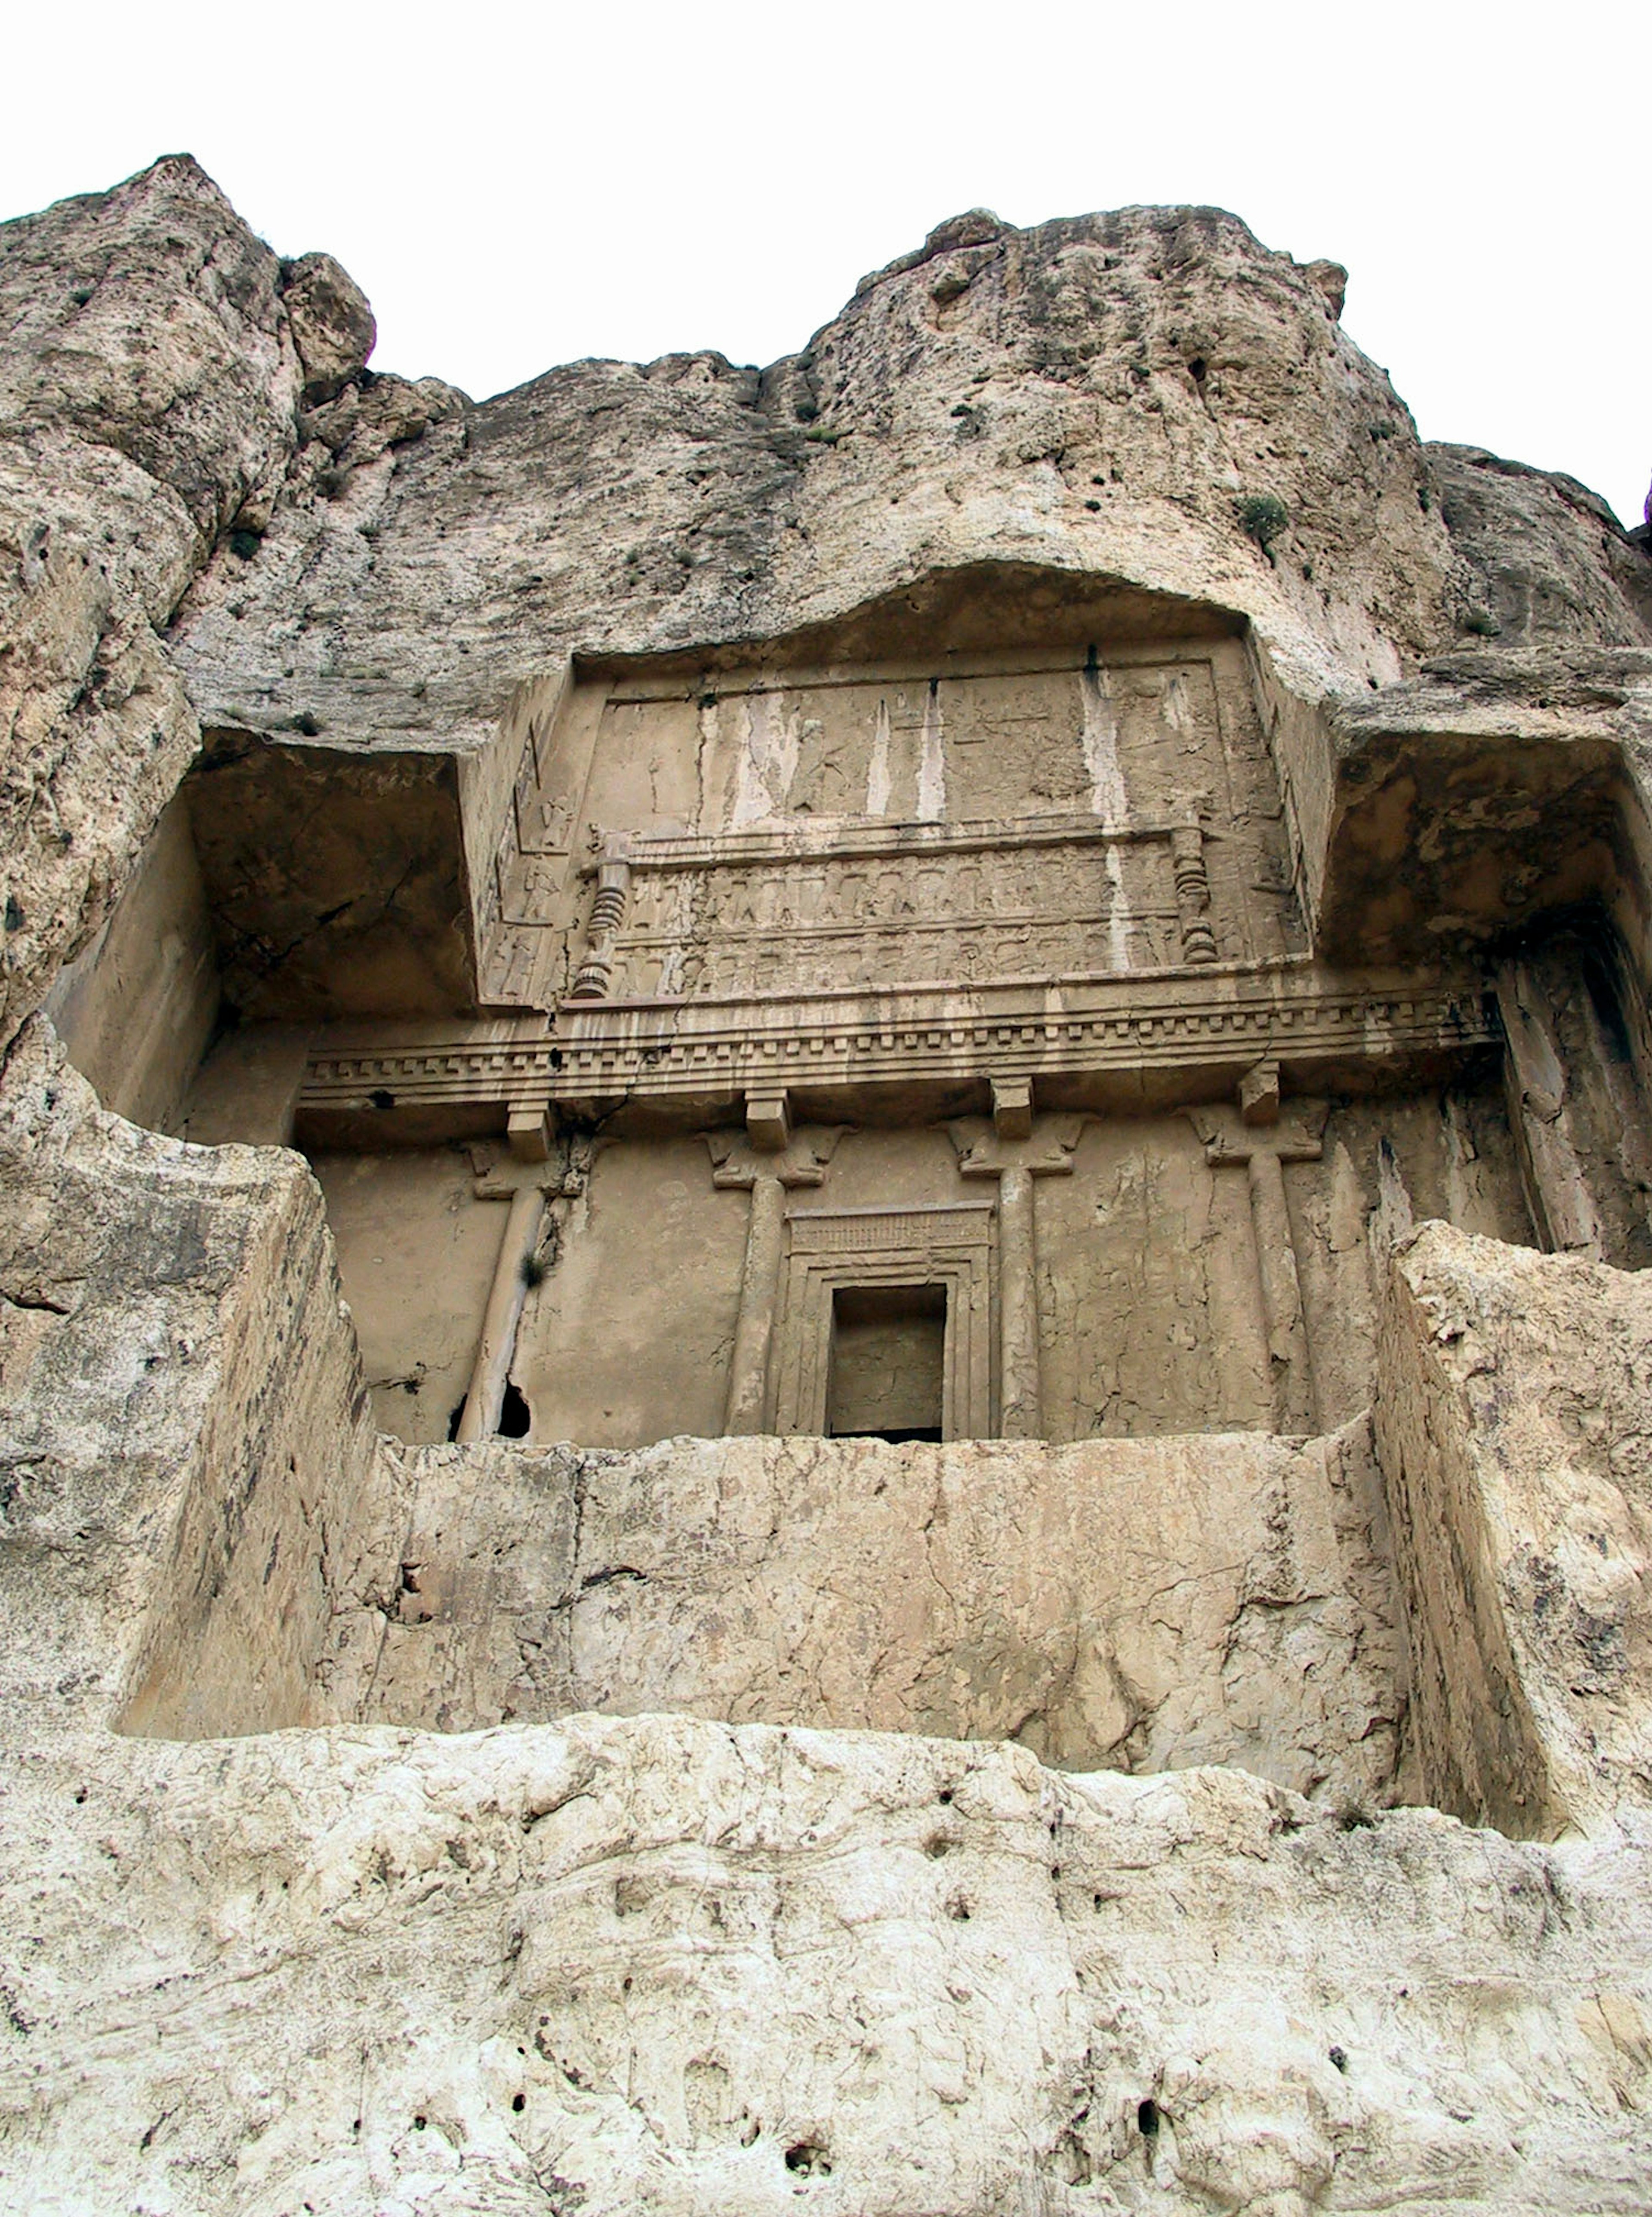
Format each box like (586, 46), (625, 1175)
(1235, 492), (1288, 552)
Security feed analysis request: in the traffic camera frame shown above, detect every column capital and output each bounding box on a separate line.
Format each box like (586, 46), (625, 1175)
(745, 1088), (791, 1153)
(705, 1124), (846, 1192)
(948, 1112), (1084, 1181)
(990, 1074), (1034, 1141)
(506, 1100), (554, 1161)
(464, 1140), (579, 1203)
(1189, 1099), (1327, 1169)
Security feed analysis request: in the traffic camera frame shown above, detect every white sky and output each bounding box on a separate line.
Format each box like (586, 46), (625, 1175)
(7, 1), (1648, 527)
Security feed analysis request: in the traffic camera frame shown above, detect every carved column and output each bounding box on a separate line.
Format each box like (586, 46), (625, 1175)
(568, 837), (633, 1001)
(1190, 1075), (1327, 1435)
(951, 1092), (1084, 1440)
(707, 1112), (843, 1437)
(456, 1150), (582, 1443)
(1171, 822), (1220, 965)
(1495, 959), (1603, 1256)
(724, 1170), (787, 1434)
(996, 1165), (1041, 1437)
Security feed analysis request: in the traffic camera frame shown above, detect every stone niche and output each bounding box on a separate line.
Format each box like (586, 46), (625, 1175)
(38, 588), (1652, 1830)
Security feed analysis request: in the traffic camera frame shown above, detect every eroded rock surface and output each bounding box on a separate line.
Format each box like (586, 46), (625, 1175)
(336, 1424), (1405, 1806)
(4, 1714), (1652, 2214)
(0, 158), (300, 1046)
(167, 202), (1650, 776)
(1379, 1219), (1652, 1838)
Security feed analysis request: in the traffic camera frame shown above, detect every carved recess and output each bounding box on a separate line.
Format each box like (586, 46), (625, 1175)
(770, 1203), (998, 1441)
(331, 638), (1504, 1131)
(472, 640), (1303, 1012)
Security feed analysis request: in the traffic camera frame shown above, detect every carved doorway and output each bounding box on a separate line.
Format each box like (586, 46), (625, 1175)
(771, 1202), (996, 1439)
(827, 1283), (948, 1442)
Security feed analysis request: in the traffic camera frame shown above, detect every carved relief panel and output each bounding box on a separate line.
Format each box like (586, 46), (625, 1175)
(570, 818), (1217, 1002)
(479, 639), (1301, 1011)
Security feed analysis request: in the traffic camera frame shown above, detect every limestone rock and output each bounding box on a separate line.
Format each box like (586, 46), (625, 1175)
(8, 153), (1652, 2217)
(170, 203), (1469, 765)
(345, 1424), (1405, 1807)
(1428, 442), (1652, 648)
(299, 368), (468, 474)
(279, 249), (376, 404)
(1378, 1218), (1652, 1838)
(0, 1020), (388, 1738)
(0, 157), (302, 1050)
(2, 1711), (1652, 2213)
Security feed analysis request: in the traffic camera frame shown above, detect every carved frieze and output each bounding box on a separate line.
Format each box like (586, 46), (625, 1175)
(473, 641), (1303, 1012)
(298, 970), (1497, 1129)
(573, 813), (1217, 1002)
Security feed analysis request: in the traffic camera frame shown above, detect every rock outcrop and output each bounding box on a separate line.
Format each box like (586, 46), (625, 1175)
(0, 158), (299, 1046)
(1379, 1220), (1652, 1838)
(333, 1424), (1408, 1805)
(165, 200), (1651, 767)
(9, 1713), (1652, 2215)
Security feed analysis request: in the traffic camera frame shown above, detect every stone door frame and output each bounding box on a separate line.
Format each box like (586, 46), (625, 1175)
(771, 1201), (997, 1439)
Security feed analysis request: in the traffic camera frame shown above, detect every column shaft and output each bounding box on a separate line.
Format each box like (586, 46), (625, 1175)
(724, 1172), (786, 1435)
(998, 1164), (1042, 1440)
(1245, 1150), (1315, 1434)
(456, 1183), (545, 1443)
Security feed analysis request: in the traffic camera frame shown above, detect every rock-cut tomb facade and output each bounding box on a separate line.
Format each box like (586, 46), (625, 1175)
(5, 159), (1652, 2212)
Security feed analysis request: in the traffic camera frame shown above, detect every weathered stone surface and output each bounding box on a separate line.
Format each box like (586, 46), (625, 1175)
(1306, 644), (1652, 964)
(166, 201), (1652, 789)
(165, 206), (1463, 769)
(279, 250), (376, 405)
(1428, 444), (1652, 649)
(1378, 1218), (1652, 1839)
(3, 1713), (1652, 2214)
(325, 1422), (1405, 1804)
(0, 1020), (388, 1738)
(0, 157), (302, 1049)
(7, 152), (1652, 2215)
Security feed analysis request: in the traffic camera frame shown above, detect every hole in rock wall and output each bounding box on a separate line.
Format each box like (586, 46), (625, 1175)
(828, 1283), (947, 1443)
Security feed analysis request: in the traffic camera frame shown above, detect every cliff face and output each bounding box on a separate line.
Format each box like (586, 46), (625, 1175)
(6, 159), (1652, 2216)
(0, 159), (304, 1045)
(166, 197), (1652, 770)
(6, 162), (1649, 1054)
(8, 157), (1647, 1059)
(169, 205), (1444, 747)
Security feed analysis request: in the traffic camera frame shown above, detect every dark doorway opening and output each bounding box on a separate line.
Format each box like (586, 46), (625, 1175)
(827, 1283), (946, 1443)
